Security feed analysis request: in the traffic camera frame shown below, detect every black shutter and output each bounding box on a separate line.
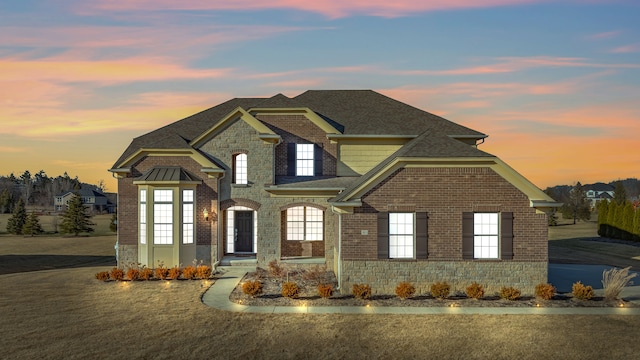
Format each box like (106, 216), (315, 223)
(314, 144), (323, 176)
(416, 212), (428, 259)
(462, 212), (474, 259)
(501, 212), (514, 260)
(287, 143), (296, 176)
(377, 212), (389, 259)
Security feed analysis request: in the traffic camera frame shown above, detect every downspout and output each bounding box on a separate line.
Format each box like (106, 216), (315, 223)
(331, 206), (342, 291)
(214, 171), (225, 270)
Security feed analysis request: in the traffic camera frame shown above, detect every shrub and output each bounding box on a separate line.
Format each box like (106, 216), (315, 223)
(95, 271), (110, 281)
(268, 260), (285, 278)
(167, 266), (181, 280)
(110, 267), (124, 281)
(395, 281), (416, 300)
(602, 266), (637, 301)
(499, 286), (521, 301)
(430, 282), (450, 299)
(352, 284), (372, 299)
(572, 281), (594, 300)
(535, 283), (556, 300)
(155, 266), (169, 280)
(317, 283), (333, 298)
(127, 268), (140, 281)
(196, 265), (212, 279)
(281, 281), (300, 298)
(182, 266), (197, 280)
(139, 267), (154, 280)
(465, 282), (484, 300)
(242, 280), (263, 298)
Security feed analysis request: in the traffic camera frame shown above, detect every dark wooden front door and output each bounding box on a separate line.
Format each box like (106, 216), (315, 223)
(235, 211), (254, 253)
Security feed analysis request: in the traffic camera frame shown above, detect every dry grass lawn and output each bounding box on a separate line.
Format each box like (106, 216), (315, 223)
(2, 230), (640, 359)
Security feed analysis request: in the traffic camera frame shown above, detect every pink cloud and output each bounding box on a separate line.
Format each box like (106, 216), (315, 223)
(610, 43), (640, 53)
(587, 31), (621, 40)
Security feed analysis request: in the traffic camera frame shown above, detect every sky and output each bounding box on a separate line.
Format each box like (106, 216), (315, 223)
(1, 0), (639, 192)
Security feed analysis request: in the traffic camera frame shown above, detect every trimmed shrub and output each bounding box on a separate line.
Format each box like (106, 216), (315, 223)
(317, 283), (333, 298)
(242, 280), (263, 298)
(127, 268), (140, 281)
(167, 266), (181, 280)
(139, 267), (154, 280)
(281, 281), (299, 298)
(155, 266), (169, 280)
(182, 266), (197, 280)
(110, 267), (124, 281)
(465, 282), (484, 300)
(196, 265), (212, 279)
(352, 284), (372, 300)
(572, 281), (594, 300)
(602, 266), (637, 301)
(499, 286), (521, 301)
(535, 283), (556, 300)
(95, 271), (110, 282)
(430, 282), (450, 300)
(395, 281), (416, 300)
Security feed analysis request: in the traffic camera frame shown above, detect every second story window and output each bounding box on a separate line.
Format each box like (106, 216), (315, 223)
(287, 143), (322, 177)
(233, 153), (248, 184)
(296, 144), (314, 176)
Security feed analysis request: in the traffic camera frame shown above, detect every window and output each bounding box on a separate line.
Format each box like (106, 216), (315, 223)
(296, 144), (314, 176)
(389, 213), (414, 258)
(473, 213), (499, 259)
(182, 190), (194, 244)
(153, 189), (173, 245)
(286, 206), (323, 241)
(233, 153), (247, 184)
(139, 190), (147, 244)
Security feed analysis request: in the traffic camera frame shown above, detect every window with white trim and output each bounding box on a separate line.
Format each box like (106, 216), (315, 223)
(182, 189), (194, 244)
(139, 189), (147, 244)
(473, 213), (499, 259)
(389, 213), (414, 258)
(153, 189), (173, 245)
(295, 144), (314, 176)
(286, 206), (323, 241)
(234, 153), (247, 184)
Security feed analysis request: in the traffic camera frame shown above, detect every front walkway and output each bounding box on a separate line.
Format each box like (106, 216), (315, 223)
(201, 266), (640, 315)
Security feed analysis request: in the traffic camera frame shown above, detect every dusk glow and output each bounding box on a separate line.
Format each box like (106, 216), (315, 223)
(1, 0), (638, 190)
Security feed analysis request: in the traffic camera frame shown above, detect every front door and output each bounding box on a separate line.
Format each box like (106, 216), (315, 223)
(235, 211), (253, 253)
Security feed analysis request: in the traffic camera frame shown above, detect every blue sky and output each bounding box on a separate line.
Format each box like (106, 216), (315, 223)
(1, 0), (638, 190)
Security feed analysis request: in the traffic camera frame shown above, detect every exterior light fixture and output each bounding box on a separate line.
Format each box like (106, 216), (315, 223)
(203, 208), (209, 221)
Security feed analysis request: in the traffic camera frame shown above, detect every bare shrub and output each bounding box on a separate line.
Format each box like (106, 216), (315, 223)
(302, 265), (328, 285)
(395, 282), (416, 300)
(196, 265), (212, 279)
(602, 266), (637, 301)
(95, 271), (110, 281)
(139, 267), (153, 280)
(110, 267), (124, 281)
(535, 283), (556, 300)
(268, 260), (285, 278)
(430, 282), (450, 300)
(126, 268), (140, 281)
(465, 282), (484, 300)
(572, 281), (594, 300)
(281, 281), (299, 298)
(317, 283), (333, 298)
(167, 266), (181, 280)
(352, 284), (372, 299)
(499, 286), (521, 301)
(182, 266), (196, 280)
(242, 280), (263, 298)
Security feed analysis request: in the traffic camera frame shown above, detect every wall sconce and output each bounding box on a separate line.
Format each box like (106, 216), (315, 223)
(203, 208), (209, 221)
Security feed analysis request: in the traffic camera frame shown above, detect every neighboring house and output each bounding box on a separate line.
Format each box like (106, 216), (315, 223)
(109, 90), (558, 294)
(54, 188), (116, 214)
(584, 183), (614, 209)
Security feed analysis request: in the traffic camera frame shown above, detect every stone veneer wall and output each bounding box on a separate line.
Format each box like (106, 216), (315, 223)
(341, 260), (547, 295)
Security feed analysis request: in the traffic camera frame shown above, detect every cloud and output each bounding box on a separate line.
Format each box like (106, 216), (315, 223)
(0, 146), (27, 153)
(610, 43), (640, 53)
(587, 31), (621, 40)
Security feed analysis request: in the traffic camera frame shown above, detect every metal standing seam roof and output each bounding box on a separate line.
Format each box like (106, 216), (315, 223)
(136, 166), (202, 182)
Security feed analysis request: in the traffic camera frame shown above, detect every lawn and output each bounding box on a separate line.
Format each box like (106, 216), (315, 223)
(1, 224), (640, 359)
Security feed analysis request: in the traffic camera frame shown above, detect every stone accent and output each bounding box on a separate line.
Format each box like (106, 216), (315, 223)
(118, 244), (138, 268)
(341, 260), (548, 296)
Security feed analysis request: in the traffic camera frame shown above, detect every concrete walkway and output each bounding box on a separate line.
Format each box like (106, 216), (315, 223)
(201, 266), (640, 315)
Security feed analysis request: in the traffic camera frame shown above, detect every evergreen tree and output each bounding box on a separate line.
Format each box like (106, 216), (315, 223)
(60, 194), (95, 236)
(22, 212), (44, 236)
(6, 198), (27, 235)
(613, 181), (628, 205)
(109, 213), (117, 232)
(547, 210), (558, 226)
(621, 202), (634, 240)
(633, 208), (640, 241)
(560, 182), (591, 224)
(597, 199), (609, 237)
(0, 188), (13, 214)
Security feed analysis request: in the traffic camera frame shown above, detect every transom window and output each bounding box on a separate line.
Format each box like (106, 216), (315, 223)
(182, 190), (194, 244)
(474, 213), (499, 259)
(140, 189), (147, 244)
(286, 206), (323, 241)
(389, 213), (414, 258)
(234, 153), (247, 184)
(295, 144), (314, 176)
(153, 189), (173, 245)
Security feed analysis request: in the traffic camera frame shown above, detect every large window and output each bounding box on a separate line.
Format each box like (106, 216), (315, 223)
(182, 190), (194, 244)
(233, 153), (247, 184)
(295, 144), (314, 176)
(153, 189), (173, 245)
(286, 206), (323, 241)
(389, 213), (414, 258)
(140, 189), (147, 244)
(473, 213), (499, 259)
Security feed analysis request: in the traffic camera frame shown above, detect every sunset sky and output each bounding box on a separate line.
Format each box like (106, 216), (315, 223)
(1, 0), (638, 192)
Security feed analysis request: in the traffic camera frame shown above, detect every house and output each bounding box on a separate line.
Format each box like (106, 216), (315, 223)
(583, 183), (614, 209)
(109, 90), (558, 294)
(54, 188), (116, 214)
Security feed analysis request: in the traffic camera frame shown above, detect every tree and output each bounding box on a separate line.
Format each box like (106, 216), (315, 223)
(22, 212), (44, 236)
(0, 188), (14, 214)
(560, 182), (591, 224)
(613, 181), (628, 205)
(597, 199), (609, 237)
(621, 202), (635, 240)
(6, 198), (27, 235)
(60, 194), (95, 236)
(109, 213), (117, 232)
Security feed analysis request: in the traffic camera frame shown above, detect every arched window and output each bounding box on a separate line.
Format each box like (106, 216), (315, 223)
(233, 153), (247, 184)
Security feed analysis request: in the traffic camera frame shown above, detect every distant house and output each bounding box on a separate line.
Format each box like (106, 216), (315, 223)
(54, 188), (116, 214)
(109, 90), (559, 294)
(583, 183), (614, 208)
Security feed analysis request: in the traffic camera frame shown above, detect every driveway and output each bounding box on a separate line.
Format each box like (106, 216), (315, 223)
(549, 263), (640, 303)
